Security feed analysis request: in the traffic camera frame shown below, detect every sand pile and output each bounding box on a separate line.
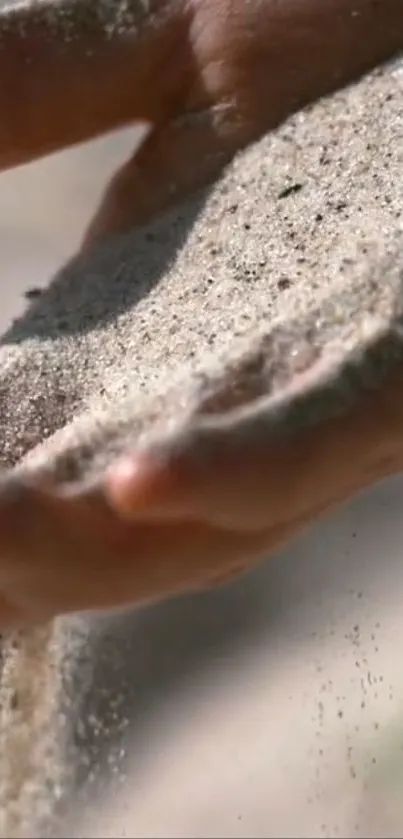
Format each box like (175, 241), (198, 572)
(0, 57), (401, 836)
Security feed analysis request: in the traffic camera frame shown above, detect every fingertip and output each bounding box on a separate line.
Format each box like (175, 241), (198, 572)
(106, 453), (179, 520)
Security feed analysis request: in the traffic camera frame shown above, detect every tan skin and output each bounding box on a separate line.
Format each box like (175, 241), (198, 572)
(0, 0), (402, 628)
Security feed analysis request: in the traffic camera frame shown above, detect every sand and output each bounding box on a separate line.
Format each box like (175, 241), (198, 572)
(0, 55), (402, 836)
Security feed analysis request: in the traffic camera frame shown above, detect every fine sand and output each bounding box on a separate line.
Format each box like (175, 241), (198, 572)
(0, 56), (402, 836)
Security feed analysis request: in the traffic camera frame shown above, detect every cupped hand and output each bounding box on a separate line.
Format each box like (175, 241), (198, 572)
(0, 368), (402, 628)
(0, 0), (402, 627)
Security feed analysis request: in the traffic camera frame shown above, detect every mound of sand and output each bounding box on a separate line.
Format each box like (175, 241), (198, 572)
(0, 57), (402, 836)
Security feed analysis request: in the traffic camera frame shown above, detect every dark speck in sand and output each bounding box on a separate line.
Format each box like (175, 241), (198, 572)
(278, 183), (303, 199)
(24, 287), (43, 300)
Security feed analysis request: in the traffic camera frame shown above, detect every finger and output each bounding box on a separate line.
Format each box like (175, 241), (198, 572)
(106, 369), (403, 532)
(1, 0), (401, 175)
(83, 0), (403, 246)
(0, 593), (26, 629)
(0, 474), (268, 625)
(81, 105), (248, 247)
(0, 0), (191, 170)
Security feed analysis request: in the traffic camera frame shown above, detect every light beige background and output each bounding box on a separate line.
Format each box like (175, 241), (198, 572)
(1, 129), (403, 838)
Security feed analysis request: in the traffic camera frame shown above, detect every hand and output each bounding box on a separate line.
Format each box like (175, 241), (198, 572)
(1, 367), (402, 628)
(0, 0), (402, 245)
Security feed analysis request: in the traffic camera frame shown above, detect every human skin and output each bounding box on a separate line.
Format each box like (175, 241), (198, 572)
(0, 0), (402, 627)
(1, 0), (402, 240)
